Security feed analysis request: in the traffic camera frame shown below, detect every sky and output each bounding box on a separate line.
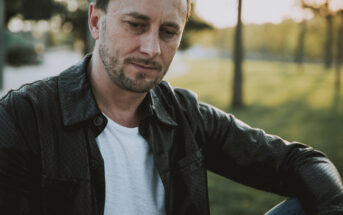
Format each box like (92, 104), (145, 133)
(8, 0), (343, 32)
(194, 0), (311, 28)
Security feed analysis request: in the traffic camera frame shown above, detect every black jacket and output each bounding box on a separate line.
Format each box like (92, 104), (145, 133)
(0, 54), (342, 215)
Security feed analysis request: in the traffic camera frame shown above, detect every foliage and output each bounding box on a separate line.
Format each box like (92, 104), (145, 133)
(4, 0), (22, 23)
(244, 20), (298, 57)
(187, 16), (335, 61)
(4, 0), (63, 23)
(180, 5), (213, 50)
(168, 58), (343, 214)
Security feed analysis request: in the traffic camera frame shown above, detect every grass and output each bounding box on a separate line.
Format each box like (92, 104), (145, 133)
(168, 58), (343, 215)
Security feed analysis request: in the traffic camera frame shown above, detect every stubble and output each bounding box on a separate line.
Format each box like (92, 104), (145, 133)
(98, 16), (164, 93)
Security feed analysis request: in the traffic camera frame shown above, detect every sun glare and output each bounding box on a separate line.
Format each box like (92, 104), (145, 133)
(195, 0), (314, 28)
(195, 0), (237, 28)
(330, 0), (343, 12)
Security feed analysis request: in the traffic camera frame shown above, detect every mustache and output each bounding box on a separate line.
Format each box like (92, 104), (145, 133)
(124, 57), (162, 70)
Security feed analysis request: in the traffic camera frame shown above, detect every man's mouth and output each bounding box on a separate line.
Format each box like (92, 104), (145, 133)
(131, 62), (157, 70)
(125, 57), (162, 71)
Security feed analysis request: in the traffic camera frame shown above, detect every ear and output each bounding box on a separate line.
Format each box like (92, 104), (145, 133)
(88, 3), (102, 40)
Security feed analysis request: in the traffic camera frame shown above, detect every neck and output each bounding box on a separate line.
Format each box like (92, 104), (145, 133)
(89, 51), (147, 128)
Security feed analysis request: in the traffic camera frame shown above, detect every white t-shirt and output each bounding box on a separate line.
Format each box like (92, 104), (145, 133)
(96, 115), (166, 215)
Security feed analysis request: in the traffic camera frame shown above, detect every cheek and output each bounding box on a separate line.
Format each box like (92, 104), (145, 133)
(161, 42), (179, 62)
(163, 36), (181, 51)
(106, 32), (139, 57)
(117, 35), (142, 55)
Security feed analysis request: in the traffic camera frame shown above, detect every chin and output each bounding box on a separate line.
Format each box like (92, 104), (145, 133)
(121, 79), (158, 93)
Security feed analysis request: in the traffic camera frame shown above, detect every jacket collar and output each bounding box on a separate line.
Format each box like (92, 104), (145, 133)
(149, 89), (178, 127)
(58, 54), (177, 127)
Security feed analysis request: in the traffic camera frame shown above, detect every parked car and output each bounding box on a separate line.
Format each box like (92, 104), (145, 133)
(5, 31), (42, 66)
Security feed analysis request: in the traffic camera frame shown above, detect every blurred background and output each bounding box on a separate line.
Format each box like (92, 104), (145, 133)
(0, 0), (342, 214)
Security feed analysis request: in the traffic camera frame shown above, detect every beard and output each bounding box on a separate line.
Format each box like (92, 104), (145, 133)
(98, 17), (167, 93)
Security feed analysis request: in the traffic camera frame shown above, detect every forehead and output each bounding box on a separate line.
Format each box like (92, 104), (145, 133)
(106, 0), (188, 23)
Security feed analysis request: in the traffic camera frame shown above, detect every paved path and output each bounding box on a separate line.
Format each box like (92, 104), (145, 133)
(0, 49), (188, 97)
(0, 50), (82, 97)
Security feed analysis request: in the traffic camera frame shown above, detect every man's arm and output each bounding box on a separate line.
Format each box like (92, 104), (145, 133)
(0, 104), (37, 215)
(198, 102), (343, 215)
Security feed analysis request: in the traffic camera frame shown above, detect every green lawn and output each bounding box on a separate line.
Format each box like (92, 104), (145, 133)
(168, 58), (343, 215)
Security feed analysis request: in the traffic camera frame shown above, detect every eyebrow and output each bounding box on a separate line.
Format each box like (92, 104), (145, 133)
(123, 12), (181, 30)
(162, 22), (180, 30)
(123, 12), (150, 21)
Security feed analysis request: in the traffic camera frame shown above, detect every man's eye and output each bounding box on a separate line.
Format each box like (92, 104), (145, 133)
(128, 22), (143, 28)
(160, 29), (178, 39)
(125, 21), (147, 34)
(127, 21), (145, 29)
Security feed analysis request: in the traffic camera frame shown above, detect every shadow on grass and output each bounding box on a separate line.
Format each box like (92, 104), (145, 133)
(332, 89), (341, 114)
(206, 71), (343, 215)
(224, 69), (342, 163)
(208, 102), (343, 215)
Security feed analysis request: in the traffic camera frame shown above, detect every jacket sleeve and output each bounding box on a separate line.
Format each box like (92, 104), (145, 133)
(0, 104), (36, 215)
(198, 102), (343, 215)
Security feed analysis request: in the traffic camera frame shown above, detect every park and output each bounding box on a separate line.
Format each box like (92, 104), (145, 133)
(0, 0), (342, 214)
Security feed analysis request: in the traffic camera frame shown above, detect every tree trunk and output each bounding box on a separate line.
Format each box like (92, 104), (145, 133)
(294, 20), (307, 67)
(335, 11), (343, 90)
(232, 0), (244, 108)
(324, 15), (334, 69)
(0, 0), (5, 90)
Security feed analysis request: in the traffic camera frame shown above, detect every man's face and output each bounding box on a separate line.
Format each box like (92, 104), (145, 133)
(97, 0), (187, 93)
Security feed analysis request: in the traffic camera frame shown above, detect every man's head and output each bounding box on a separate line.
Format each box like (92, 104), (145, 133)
(93, 0), (192, 20)
(89, 0), (191, 93)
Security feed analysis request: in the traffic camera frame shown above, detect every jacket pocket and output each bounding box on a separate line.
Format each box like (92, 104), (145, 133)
(41, 175), (78, 215)
(171, 149), (209, 215)
(175, 149), (204, 175)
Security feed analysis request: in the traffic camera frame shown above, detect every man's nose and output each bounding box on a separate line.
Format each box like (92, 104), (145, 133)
(140, 31), (161, 58)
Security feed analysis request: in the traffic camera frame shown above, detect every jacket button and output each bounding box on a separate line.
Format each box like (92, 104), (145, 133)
(90, 159), (99, 170)
(93, 116), (104, 127)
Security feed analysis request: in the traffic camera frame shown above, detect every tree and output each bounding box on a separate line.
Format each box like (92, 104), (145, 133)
(294, 19), (307, 68)
(336, 10), (343, 90)
(294, 0), (310, 68)
(62, 6), (92, 54)
(323, 12), (334, 69)
(232, 0), (244, 108)
(179, 4), (212, 50)
(5, 0), (59, 24)
(303, 0), (335, 69)
(4, 0), (89, 53)
(0, 0), (5, 90)
(4, 0), (21, 24)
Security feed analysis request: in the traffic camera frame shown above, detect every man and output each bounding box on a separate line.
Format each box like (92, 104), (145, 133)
(0, 0), (342, 214)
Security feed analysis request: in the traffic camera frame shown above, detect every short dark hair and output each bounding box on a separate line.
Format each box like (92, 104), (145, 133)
(94, 0), (192, 20)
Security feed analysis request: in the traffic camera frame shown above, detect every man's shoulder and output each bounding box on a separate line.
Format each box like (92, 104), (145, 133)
(0, 61), (83, 118)
(1, 76), (58, 106)
(0, 55), (88, 112)
(154, 81), (224, 119)
(155, 81), (199, 107)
